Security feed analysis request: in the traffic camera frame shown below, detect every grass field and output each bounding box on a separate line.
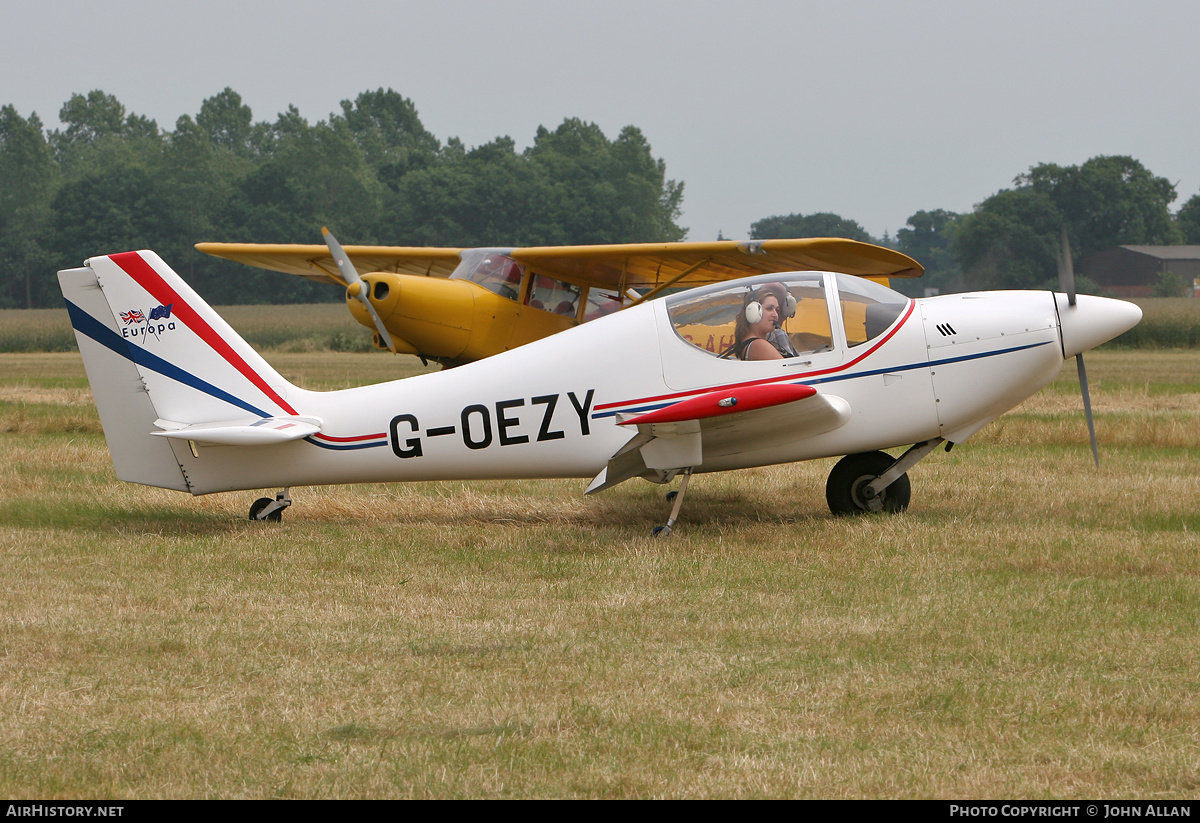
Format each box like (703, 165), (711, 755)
(1, 344), (1198, 796)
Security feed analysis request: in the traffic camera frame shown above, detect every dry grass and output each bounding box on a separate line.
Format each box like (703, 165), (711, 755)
(0, 351), (1197, 798)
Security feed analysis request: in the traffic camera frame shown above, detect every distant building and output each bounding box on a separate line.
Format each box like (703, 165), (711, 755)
(1078, 246), (1200, 297)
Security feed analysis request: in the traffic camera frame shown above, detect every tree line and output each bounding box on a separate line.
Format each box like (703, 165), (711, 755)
(2, 87), (1197, 308)
(754, 156), (1200, 298)
(0, 88), (685, 307)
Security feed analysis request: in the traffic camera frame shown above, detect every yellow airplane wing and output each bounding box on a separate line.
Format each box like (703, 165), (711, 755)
(197, 237), (919, 293)
(194, 242), (464, 286)
(510, 238), (923, 296)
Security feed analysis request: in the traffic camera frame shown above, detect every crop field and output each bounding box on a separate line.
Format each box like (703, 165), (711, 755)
(1, 306), (1198, 798)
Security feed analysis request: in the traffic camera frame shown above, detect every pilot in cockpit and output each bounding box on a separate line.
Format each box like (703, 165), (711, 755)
(734, 283), (800, 361)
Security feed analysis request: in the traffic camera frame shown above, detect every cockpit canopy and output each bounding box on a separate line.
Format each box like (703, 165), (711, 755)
(451, 249), (524, 301)
(664, 272), (909, 359)
(450, 249), (634, 323)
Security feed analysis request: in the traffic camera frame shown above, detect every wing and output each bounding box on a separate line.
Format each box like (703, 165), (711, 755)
(512, 238), (922, 295)
(194, 242), (464, 286)
(198, 237), (920, 293)
(586, 383), (852, 493)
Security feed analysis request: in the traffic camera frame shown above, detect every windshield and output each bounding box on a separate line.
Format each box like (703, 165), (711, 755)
(834, 275), (910, 348)
(450, 249), (524, 300)
(665, 273), (831, 358)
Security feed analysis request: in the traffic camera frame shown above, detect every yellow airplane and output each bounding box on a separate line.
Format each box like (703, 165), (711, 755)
(197, 232), (923, 367)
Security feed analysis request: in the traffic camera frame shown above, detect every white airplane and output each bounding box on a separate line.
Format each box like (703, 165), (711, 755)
(58, 249), (1141, 535)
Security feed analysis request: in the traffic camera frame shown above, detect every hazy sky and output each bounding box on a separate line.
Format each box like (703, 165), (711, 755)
(4, 0), (1198, 242)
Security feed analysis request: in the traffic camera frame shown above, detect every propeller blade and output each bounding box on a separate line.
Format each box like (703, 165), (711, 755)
(1076, 353), (1100, 467)
(1058, 225), (1076, 307)
(322, 227), (396, 353)
(1057, 226), (1097, 463)
(321, 225), (359, 289)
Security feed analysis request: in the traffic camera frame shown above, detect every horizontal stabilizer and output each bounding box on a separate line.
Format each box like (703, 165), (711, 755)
(151, 415), (322, 446)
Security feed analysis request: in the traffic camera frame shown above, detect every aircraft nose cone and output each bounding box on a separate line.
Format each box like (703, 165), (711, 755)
(1057, 294), (1142, 358)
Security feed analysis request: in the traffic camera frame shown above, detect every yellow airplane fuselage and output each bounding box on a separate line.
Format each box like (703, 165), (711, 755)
(348, 272), (575, 364)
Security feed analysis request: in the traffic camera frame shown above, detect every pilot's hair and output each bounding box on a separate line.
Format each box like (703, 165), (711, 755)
(735, 283), (790, 344)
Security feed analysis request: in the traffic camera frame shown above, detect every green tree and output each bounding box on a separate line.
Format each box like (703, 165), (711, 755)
(955, 188), (1062, 290)
(161, 114), (241, 279)
(50, 90), (162, 179)
(338, 88), (440, 188)
(1018, 155), (1179, 256)
(196, 87), (263, 159)
(390, 119), (684, 247)
(389, 135), (543, 246)
(1177, 193), (1200, 244)
(894, 209), (963, 296)
(957, 156), (1179, 290)
(50, 164), (176, 270)
(525, 120), (684, 244)
(0, 107), (57, 307)
(749, 212), (875, 243)
(226, 106), (385, 244)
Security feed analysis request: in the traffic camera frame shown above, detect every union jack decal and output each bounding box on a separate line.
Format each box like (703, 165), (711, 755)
(120, 310), (145, 325)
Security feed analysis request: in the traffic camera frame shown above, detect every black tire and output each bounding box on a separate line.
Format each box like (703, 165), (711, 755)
(825, 451), (911, 516)
(249, 497), (282, 522)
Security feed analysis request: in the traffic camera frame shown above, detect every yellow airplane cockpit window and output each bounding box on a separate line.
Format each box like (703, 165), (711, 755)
(451, 249), (524, 301)
(527, 275), (581, 317)
(584, 288), (628, 321)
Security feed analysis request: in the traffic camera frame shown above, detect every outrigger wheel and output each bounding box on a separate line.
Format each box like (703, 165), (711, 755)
(248, 489), (292, 522)
(825, 451), (911, 516)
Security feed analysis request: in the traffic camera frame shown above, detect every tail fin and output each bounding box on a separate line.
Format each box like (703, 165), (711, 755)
(59, 251), (305, 492)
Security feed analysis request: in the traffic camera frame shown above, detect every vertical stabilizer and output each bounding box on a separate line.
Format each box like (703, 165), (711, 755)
(59, 264), (191, 490)
(59, 251), (304, 492)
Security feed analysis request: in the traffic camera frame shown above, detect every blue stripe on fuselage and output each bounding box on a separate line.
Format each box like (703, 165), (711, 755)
(303, 437), (387, 451)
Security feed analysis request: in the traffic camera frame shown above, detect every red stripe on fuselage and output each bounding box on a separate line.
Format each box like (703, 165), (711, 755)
(596, 300), (916, 412)
(312, 432), (387, 443)
(109, 252), (298, 416)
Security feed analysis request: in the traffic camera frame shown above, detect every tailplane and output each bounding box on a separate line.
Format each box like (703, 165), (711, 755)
(59, 251), (306, 492)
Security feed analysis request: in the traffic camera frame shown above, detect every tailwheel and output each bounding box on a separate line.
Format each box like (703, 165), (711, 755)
(249, 488), (292, 522)
(825, 451), (911, 516)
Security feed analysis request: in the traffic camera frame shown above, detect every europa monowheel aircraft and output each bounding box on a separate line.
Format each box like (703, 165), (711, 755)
(59, 248), (1140, 535)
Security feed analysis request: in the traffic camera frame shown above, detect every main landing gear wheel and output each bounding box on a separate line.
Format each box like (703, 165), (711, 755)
(825, 451), (911, 516)
(248, 498), (282, 522)
(249, 488), (292, 522)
